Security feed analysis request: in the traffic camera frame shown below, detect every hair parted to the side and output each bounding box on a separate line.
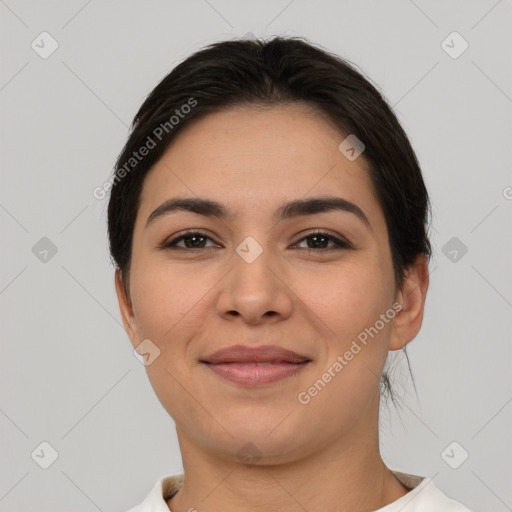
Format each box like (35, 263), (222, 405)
(107, 35), (432, 404)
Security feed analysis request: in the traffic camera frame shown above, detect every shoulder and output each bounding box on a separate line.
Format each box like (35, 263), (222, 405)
(385, 471), (473, 511)
(415, 479), (473, 511)
(123, 473), (184, 512)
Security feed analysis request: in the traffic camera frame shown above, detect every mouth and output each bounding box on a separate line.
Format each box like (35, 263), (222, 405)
(202, 360), (311, 386)
(200, 344), (312, 386)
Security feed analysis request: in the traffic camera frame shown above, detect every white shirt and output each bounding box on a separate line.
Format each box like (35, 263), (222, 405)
(125, 470), (472, 511)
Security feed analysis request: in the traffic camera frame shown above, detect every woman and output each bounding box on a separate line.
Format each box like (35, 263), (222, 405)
(108, 36), (472, 511)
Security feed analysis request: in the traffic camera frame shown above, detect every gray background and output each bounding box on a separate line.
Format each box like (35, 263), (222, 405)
(1, 1), (511, 511)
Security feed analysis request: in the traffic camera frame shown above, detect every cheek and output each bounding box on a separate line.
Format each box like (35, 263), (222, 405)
(294, 268), (394, 422)
(300, 262), (394, 399)
(299, 261), (391, 337)
(130, 261), (220, 351)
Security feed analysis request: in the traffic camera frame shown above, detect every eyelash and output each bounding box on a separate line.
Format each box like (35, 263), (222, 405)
(159, 229), (352, 253)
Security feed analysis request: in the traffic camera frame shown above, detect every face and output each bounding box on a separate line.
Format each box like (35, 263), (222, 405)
(116, 103), (426, 464)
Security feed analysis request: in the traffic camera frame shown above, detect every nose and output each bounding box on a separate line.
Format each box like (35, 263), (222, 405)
(216, 241), (294, 325)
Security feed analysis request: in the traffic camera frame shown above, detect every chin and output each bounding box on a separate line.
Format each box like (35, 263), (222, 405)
(214, 435), (305, 466)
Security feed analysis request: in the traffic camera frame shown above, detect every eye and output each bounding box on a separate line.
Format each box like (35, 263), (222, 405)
(159, 229), (352, 252)
(292, 230), (352, 252)
(159, 230), (219, 250)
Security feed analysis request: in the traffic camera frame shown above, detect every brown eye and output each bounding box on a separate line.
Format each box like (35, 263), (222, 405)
(293, 231), (351, 252)
(159, 231), (219, 250)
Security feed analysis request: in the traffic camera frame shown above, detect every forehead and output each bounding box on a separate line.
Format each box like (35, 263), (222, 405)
(137, 104), (383, 229)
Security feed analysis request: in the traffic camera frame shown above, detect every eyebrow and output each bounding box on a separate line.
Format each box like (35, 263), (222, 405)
(145, 195), (372, 230)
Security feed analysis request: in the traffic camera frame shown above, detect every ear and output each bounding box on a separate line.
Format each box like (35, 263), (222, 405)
(114, 269), (141, 349)
(389, 254), (429, 351)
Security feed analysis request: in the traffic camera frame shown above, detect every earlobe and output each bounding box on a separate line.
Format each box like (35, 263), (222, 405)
(114, 269), (140, 347)
(389, 254), (429, 351)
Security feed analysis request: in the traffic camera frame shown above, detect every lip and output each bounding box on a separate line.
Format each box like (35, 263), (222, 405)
(200, 344), (312, 386)
(201, 344), (310, 364)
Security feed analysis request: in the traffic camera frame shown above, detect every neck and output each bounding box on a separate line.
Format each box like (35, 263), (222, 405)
(166, 421), (408, 512)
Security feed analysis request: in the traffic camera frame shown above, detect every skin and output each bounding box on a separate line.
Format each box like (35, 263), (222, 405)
(115, 103), (429, 512)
